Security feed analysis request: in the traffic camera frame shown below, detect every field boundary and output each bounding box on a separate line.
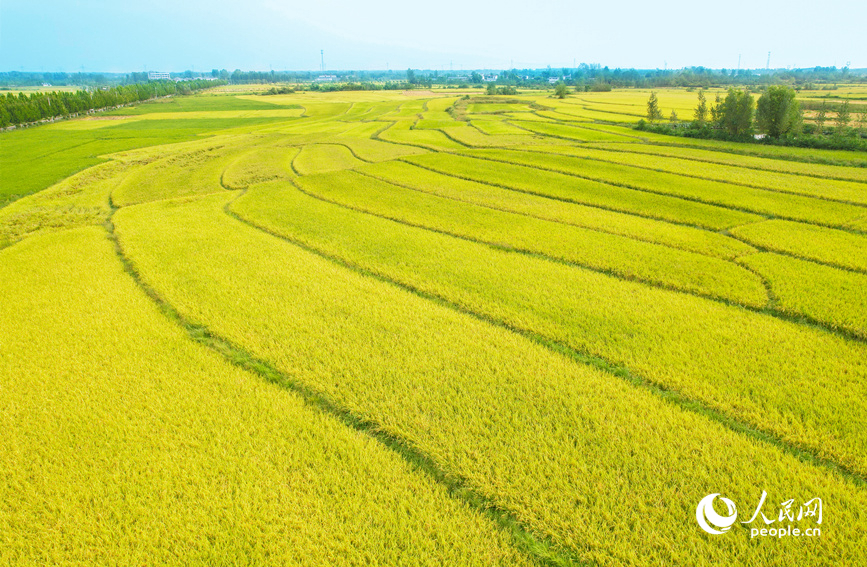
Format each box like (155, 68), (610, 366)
(224, 186), (867, 489)
(104, 198), (592, 567)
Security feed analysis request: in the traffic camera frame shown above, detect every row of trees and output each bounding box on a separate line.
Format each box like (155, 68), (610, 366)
(647, 87), (867, 139)
(0, 79), (223, 128)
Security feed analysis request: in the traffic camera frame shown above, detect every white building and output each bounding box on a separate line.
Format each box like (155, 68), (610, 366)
(148, 72), (171, 80)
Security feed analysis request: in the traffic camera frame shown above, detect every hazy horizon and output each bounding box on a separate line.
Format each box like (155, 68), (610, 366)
(2, 0), (864, 73)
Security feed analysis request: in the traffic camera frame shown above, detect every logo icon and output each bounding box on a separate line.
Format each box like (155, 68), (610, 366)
(696, 493), (738, 534)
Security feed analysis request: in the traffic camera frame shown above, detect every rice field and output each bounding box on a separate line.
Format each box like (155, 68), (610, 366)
(2, 87), (866, 566)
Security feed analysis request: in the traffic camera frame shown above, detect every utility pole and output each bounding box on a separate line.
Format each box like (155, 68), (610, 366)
(766, 51), (771, 71)
(320, 50), (325, 73)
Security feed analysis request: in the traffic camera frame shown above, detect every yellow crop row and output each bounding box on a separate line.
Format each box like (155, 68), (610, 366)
(110, 191), (867, 566)
(296, 169), (767, 305)
(363, 160), (755, 258)
(0, 226), (526, 566)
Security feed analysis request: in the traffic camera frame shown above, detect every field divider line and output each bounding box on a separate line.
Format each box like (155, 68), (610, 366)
(353, 169), (745, 261)
(223, 189), (867, 491)
(455, 151), (863, 233)
(569, 123), (648, 141)
(286, 176), (866, 344)
(371, 121), (454, 153)
(723, 229), (867, 277)
(291, 178), (758, 304)
(578, 143), (867, 184)
(322, 142), (376, 164)
(400, 158), (762, 232)
(643, 140), (867, 169)
(103, 200), (591, 567)
(501, 146), (867, 208)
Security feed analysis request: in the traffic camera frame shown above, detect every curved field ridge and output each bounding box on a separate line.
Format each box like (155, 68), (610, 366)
(3, 89), (866, 567)
(117, 192), (867, 567)
(0, 227), (529, 566)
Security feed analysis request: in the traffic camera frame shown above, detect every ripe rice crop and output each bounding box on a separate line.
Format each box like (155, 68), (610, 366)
(471, 119), (533, 136)
(592, 142), (867, 183)
(296, 169), (767, 304)
(463, 148), (866, 228)
(510, 120), (638, 141)
(6, 88), (866, 567)
(228, 183), (867, 477)
(221, 143), (298, 189)
(377, 120), (467, 150)
(0, 226), (527, 566)
(403, 152), (763, 229)
(738, 252), (867, 337)
(292, 143), (366, 175)
(730, 219), (867, 271)
(526, 144), (867, 205)
(115, 191), (867, 566)
(362, 160), (756, 258)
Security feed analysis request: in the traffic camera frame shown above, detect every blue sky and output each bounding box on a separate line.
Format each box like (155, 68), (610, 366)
(1, 0), (864, 72)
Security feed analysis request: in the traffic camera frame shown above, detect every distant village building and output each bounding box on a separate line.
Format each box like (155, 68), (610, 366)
(483, 74), (499, 82)
(148, 72), (171, 80)
(316, 75), (338, 82)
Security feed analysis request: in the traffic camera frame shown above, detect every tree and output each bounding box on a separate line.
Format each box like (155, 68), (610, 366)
(646, 92), (663, 123)
(755, 85), (802, 137)
(669, 110), (678, 123)
(857, 105), (867, 136)
(815, 102), (828, 135)
(406, 68), (416, 85)
(470, 72), (482, 84)
(834, 100), (851, 136)
(693, 89), (708, 125)
(717, 88), (754, 136)
(554, 83), (568, 99)
(486, 82), (496, 95)
(710, 94), (723, 124)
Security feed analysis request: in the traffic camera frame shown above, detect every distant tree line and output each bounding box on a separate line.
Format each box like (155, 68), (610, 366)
(638, 86), (867, 152)
(0, 79), (223, 128)
(306, 81), (414, 92)
(4, 65), (865, 92)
